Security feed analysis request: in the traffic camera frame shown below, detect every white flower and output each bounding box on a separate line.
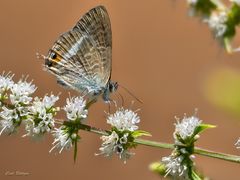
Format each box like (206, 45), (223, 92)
(30, 94), (59, 115)
(24, 113), (55, 138)
(0, 106), (19, 135)
(107, 108), (140, 131)
(41, 94), (59, 109)
(162, 155), (187, 177)
(231, 0), (240, 6)
(207, 11), (228, 37)
(174, 114), (202, 140)
(187, 0), (198, 5)
(235, 138), (240, 148)
(10, 78), (36, 105)
(0, 72), (14, 95)
(49, 126), (76, 153)
(64, 96), (88, 121)
(98, 131), (119, 157)
(97, 131), (134, 163)
(23, 94), (59, 137)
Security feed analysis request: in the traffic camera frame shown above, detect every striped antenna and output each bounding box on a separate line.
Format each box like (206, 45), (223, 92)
(119, 84), (143, 104)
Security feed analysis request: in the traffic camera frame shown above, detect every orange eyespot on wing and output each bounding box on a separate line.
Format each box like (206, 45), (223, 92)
(45, 51), (62, 67)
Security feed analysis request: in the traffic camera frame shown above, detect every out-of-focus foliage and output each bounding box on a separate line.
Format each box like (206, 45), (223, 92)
(204, 67), (240, 117)
(186, 0), (240, 53)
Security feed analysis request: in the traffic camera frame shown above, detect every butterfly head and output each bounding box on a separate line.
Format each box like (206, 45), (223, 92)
(109, 81), (118, 93)
(102, 81), (118, 102)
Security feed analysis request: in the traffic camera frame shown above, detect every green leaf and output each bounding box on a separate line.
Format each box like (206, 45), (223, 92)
(132, 130), (152, 138)
(149, 162), (166, 176)
(194, 0), (217, 17)
(194, 124), (216, 136)
(230, 3), (240, 25)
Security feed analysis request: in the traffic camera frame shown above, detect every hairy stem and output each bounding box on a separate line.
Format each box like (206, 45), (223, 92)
(78, 123), (240, 164)
(194, 147), (240, 163)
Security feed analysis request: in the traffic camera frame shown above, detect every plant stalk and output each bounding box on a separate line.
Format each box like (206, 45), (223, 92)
(79, 123), (240, 164)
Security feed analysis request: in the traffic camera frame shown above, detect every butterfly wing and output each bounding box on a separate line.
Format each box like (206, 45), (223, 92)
(73, 5), (112, 85)
(45, 6), (112, 95)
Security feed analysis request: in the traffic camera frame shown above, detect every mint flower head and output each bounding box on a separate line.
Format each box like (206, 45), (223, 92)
(206, 11), (228, 38)
(159, 113), (200, 179)
(106, 107), (140, 131)
(49, 126), (77, 153)
(97, 131), (134, 163)
(0, 72), (14, 95)
(63, 96), (88, 121)
(9, 77), (36, 105)
(159, 111), (215, 179)
(235, 138), (240, 148)
(0, 76), (37, 135)
(23, 94), (59, 138)
(0, 106), (20, 135)
(231, 0), (240, 6)
(49, 96), (87, 153)
(97, 108), (145, 163)
(162, 154), (188, 177)
(187, 0), (198, 5)
(174, 114), (202, 141)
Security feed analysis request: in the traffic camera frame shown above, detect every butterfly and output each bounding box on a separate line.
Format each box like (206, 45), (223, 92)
(42, 5), (117, 102)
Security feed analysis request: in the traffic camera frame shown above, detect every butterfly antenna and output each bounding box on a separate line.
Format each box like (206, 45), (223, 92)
(114, 92), (124, 107)
(36, 52), (46, 60)
(107, 100), (112, 114)
(113, 93), (120, 106)
(119, 84), (143, 104)
(117, 91), (125, 107)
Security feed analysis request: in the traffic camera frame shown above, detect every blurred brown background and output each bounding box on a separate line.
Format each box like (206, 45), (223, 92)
(0, 0), (240, 179)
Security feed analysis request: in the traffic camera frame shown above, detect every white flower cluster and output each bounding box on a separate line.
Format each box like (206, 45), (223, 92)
(206, 11), (228, 38)
(49, 96), (87, 153)
(0, 75), (36, 135)
(10, 77), (36, 105)
(160, 113), (202, 178)
(235, 138), (240, 148)
(0, 107), (19, 135)
(50, 126), (77, 153)
(186, 0), (200, 17)
(24, 94), (59, 137)
(187, 0), (198, 5)
(162, 155), (187, 177)
(64, 96), (88, 121)
(231, 0), (240, 6)
(187, 0), (230, 38)
(98, 108), (140, 163)
(98, 131), (134, 163)
(107, 108), (140, 131)
(0, 72), (14, 97)
(174, 115), (202, 140)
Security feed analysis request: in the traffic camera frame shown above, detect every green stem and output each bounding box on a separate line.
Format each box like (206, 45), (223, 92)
(134, 139), (174, 149)
(74, 139), (78, 163)
(194, 147), (240, 163)
(78, 124), (240, 164)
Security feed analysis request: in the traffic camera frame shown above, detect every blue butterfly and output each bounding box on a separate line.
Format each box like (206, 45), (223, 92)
(43, 6), (117, 102)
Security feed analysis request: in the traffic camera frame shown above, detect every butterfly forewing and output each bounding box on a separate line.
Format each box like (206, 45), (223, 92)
(45, 6), (112, 95)
(73, 5), (112, 85)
